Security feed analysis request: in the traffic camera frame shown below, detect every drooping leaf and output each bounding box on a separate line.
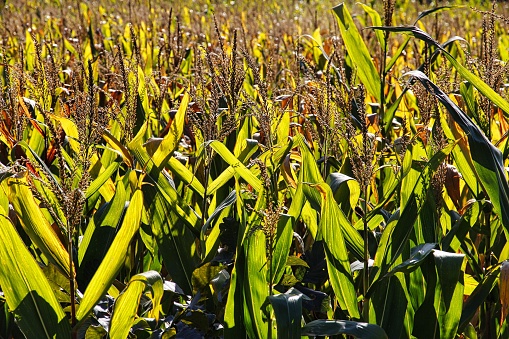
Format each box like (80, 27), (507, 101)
(6, 175), (71, 277)
(413, 6), (458, 25)
(269, 292), (303, 339)
(102, 129), (133, 167)
(0, 206), (71, 338)
(109, 271), (163, 339)
(301, 319), (388, 338)
(385, 243), (437, 277)
(433, 250), (465, 339)
(406, 70), (509, 239)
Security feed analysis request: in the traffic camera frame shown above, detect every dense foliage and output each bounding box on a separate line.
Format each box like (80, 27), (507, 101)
(1, 0), (509, 338)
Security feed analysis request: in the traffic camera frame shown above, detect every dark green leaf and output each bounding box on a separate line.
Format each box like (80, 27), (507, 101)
(301, 319), (388, 338)
(385, 243), (437, 277)
(269, 293), (303, 339)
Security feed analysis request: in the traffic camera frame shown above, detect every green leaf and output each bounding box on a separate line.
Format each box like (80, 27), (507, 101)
(145, 187), (197, 295)
(76, 189), (144, 322)
(270, 214), (295, 285)
(301, 319), (388, 338)
(383, 86), (407, 133)
(243, 229), (269, 338)
(85, 161), (120, 199)
(206, 138), (259, 195)
(206, 140), (263, 193)
(385, 243), (437, 277)
(371, 142), (454, 289)
(369, 274), (414, 338)
(295, 134), (364, 260)
(406, 70), (509, 239)
(332, 3), (381, 102)
(224, 236), (247, 336)
(433, 250), (465, 339)
(167, 157), (205, 197)
(110, 271), (163, 339)
(385, 37), (410, 74)
(442, 202), (482, 253)
(286, 256), (309, 268)
(310, 183), (360, 319)
(128, 122), (200, 232)
(79, 179), (127, 267)
(152, 92), (190, 169)
(0, 206), (71, 338)
(202, 190), (237, 261)
(201, 190), (236, 241)
(358, 3), (385, 51)
(458, 267), (500, 333)
(440, 111), (482, 198)
(269, 293), (303, 339)
(192, 263), (224, 292)
(327, 173), (360, 214)
(6, 175), (71, 277)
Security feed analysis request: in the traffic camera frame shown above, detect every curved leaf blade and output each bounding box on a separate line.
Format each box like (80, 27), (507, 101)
(406, 70), (509, 239)
(0, 206), (71, 338)
(76, 189), (144, 322)
(301, 319), (388, 339)
(7, 176), (71, 277)
(109, 271), (163, 339)
(269, 293), (303, 339)
(332, 3), (381, 102)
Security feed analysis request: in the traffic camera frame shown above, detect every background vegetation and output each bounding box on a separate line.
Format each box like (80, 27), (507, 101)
(1, 0), (509, 338)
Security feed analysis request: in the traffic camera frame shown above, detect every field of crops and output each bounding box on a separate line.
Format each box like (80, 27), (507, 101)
(2, 0), (509, 338)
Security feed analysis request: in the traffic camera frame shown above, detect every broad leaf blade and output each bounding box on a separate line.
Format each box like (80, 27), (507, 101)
(332, 3), (381, 102)
(243, 229), (269, 338)
(301, 319), (388, 339)
(0, 206), (71, 338)
(76, 189), (144, 322)
(433, 250), (465, 339)
(7, 175), (71, 277)
(385, 243), (437, 277)
(110, 271), (163, 339)
(269, 293), (303, 339)
(406, 70), (509, 239)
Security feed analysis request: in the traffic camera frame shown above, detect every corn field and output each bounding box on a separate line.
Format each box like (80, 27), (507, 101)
(1, 0), (509, 338)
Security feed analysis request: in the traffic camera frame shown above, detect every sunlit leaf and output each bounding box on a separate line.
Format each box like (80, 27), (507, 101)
(0, 206), (71, 338)
(77, 189), (144, 322)
(110, 271), (163, 339)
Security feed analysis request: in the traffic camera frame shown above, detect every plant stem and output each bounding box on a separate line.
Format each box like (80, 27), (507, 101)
(68, 222), (76, 331)
(362, 185), (369, 303)
(268, 236), (273, 339)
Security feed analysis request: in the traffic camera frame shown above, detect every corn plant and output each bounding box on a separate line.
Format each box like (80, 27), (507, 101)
(0, 0), (508, 338)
